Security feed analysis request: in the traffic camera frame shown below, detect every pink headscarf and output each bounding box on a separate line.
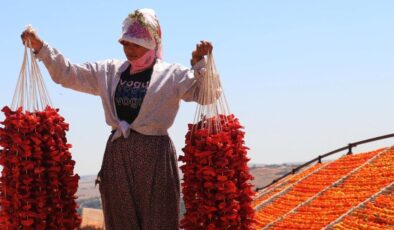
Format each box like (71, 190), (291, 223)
(119, 8), (163, 59)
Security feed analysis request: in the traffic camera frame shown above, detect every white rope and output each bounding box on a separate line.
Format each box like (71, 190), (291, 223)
(192, 52), (229, 135)
(11, 25), (52, 112)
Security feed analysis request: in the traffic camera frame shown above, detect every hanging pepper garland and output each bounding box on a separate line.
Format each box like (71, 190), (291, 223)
(179, 54), (255, 229)
(0, 106), (81, 229)
(0, 27), (81, 229)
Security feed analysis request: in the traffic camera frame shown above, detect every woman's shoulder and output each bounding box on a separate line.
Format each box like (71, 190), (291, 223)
(155, 59), (188, 72)
(98, 59), (127, 67)
(95, 59), (128, 73)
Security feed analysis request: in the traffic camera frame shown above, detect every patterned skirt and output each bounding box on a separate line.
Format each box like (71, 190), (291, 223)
(97, 130), (180, 230)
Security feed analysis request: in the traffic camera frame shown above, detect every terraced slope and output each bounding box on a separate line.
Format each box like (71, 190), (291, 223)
(252, 147), (394, 229)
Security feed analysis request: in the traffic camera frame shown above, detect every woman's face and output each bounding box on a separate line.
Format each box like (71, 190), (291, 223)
(120, 40), (150, 61)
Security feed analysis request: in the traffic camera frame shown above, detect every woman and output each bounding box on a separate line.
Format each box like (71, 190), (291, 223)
(21, 8), (213, 230)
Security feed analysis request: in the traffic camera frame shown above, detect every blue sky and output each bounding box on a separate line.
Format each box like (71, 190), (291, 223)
(1, 1), (394, 175)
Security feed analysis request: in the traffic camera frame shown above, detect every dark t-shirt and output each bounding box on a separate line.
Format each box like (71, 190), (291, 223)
(114, 65), (153, 124)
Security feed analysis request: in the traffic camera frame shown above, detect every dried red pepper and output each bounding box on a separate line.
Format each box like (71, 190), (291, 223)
(179, 114), (255, 229)
(0, 106), (81, 229)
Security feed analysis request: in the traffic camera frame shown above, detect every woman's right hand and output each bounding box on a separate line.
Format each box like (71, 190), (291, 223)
(21, 27), (43, 53)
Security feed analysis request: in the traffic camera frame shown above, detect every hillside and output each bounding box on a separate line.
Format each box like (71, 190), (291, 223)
(76, 164), (297, 215)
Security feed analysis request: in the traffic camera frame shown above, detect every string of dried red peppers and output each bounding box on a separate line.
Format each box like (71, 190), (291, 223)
(179, 114), (255, 229)
(0, 106), (81, 229)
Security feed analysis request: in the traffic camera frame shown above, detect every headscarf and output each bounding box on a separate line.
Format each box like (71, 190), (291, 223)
(119, 8), (163, 59)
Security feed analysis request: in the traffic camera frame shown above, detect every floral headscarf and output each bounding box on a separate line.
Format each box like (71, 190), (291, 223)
(119, 8), (163, 59)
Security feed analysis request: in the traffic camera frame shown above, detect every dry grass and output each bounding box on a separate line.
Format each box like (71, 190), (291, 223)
(81, 208), (104, 229)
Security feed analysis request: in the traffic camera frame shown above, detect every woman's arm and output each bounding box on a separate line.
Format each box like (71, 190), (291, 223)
(21, 28), (102, 95)
(177, 41), (222, 104)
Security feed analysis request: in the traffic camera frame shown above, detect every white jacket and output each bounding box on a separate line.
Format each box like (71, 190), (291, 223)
(36, 42), (206, 141)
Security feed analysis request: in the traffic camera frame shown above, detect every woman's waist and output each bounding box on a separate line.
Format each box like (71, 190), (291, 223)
(111, 126), (169, 136)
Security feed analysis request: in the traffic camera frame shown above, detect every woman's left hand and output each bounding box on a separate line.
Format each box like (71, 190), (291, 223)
(191, 40), (213, 66)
